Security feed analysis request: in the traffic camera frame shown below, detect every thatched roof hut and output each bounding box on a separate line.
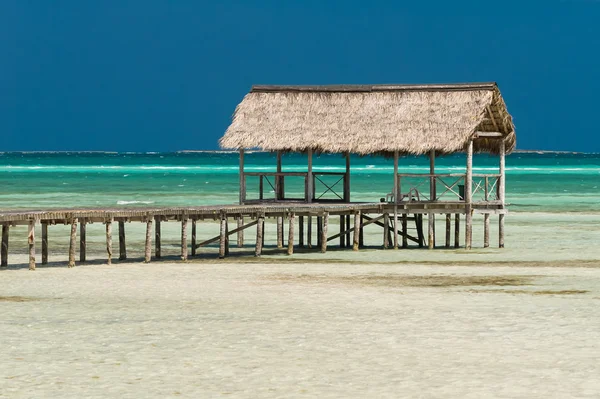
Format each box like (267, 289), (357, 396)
(220, 83), (515, 156)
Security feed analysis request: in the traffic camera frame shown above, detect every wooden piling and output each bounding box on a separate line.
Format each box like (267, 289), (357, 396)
(1, 224), (8, 267)
(255, 214), (264, 257)
(402, 214), (408, 248)
(445, 214), (451, 248)
(353, 211), (360, 251)
(454, 214), (460, 248)
(277, 215), (284, 249)
(393, 208), (398, 249)
(181, 217), (188, 260)
(28, 220), (35, 271)
(225, 218), (230, 256)
(80, 221), (86, 262)
(316, 216), (322, 247)
(298, 216), (304, 247)
(499, 214), (505, 248)
(144, 219), (152, 263)
(359, 214), (364, 248)
(237, 217), (244, 248)
(118, 220), (127, 261)
(320, 212), (329, 253)
(339, 215), (345, 248)
(307, 216), (312, 248)
(219, 215), (227, 259)
(41, 222), (48, 265)
(191, 219), (197, 256)
(484, 214), (490, 248)
(416, 214), (425, 248)
(68, 218), (77, 267)
(346, 215), (351, 248)
(465, 140), (473, 250)
(428, 213), (434, 249)
(154, 217), (161, 259)
(105, 219), (113, 265)
(383, 213), (390, 249)
(287, 212), (295, 255)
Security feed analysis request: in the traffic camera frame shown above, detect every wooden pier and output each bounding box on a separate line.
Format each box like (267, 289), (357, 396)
(0, 201), (505, 270)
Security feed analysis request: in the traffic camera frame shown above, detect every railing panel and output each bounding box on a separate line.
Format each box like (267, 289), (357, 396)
(243, 172), (308, 202)
(395, 173), (500, 203)
(312, 172), (347, 201)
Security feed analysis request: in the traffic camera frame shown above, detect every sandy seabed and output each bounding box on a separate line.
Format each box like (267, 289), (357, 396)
(2, 213), (600, 398)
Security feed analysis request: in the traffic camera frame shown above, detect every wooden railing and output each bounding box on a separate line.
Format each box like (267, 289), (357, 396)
(394, 173), (501, 203)
(312, 172), (349, 202)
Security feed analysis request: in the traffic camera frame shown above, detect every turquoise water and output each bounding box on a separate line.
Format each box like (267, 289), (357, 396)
(1, 151), (599, 212)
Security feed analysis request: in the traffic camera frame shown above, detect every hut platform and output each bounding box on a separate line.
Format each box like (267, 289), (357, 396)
(0, 202), (506, 270)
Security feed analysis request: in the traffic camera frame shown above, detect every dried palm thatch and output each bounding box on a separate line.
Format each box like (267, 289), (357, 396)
(220, 83), (515, 156)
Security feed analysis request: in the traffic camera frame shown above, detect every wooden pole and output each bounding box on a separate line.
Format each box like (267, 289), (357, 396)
(499, 214), (505, 248)
(105, 219), (113, 265)
(445, 214), (451, 248)
(276, 150), (283, 200)
(41, 222), (48, 265)
(393, 151), (399, 204)
(454, 214), (460, 248)
(287, 212), (295, 255)
(339, 215), (345, 248)
(499, 140), (506, 248)
(239, 149), (245, 205)
(344, 152), (351, 202)
(402, 214), (408, 248)
(154, 217), (161, 259)
(1, 224), (8, 267)
(383, 213), (390, 249)
(316, 216), (322, 247)
(428, 213), (434, 250)
(181, 217), (188, 260)
(191, 219), (197, 256)
(346, 215), (351, 248)
(307, 216), (312, 248)
(465, 140), (473, 249)
(255, 214), (264, 257)
(430, 150), (436, 200)
(277, 215), (284, 249)
(219, 215), (227, 259)
(484, 214), (490, 248)
(299, 216), (304, 247)
(353, 211), (361, 251)
(237, 216), (244, 248)
(359, 215), (364, 248)
(80, 220), (86, 263)
(320, 212), (329, 253)
(118, 220), (126, 261)
(307, 148), (313, 203)
(393, 208), (399, 249)
(28, 220), (36, 270)
(145, 219), (152, 263)
(68, 218), (77, 267)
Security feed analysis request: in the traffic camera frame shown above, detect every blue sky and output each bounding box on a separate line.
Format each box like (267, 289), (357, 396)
(2, 0), (599, 152)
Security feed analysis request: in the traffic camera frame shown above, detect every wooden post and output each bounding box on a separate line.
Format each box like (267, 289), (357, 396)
(454, 214), (460, 248)
(191, 219), (197, 256)
(465, 140), (473, 249)
(339, 215), (345, 248)
(68, 218), (77, 267)
(316, 216), (322, 247)
(145, 219), (153, 263)
(307, 148), (313, 203)
(484, 214), (490, 248)
(393, 151), (399, 204)
(344, 152), (351, 202)
(1, 224), (8, 267)
(402, 214), (408, 248)
(154, 217), (161, 259)
(239, 149), (245, 205)
(428, 213), (434, 250)
(346, 215), (351, 248)
(255, 214), (264, 257)
(118, 220), (126, 261)
(353, 211), (361, 251)
(499, 214), (505, 248)
(445, 214), (451, 248)
(277, 215), (284, 249)
(219, 215), (227, 259)
(307, 216), (312, 248)
(383, 213), (390, 249)
(499, 140), (506, 248)
(41, 222), (48, 265)
(276, 150), (283, 200)
(181, 217), (188, 260)
(80, 220), (86, 263)
(259, 176), (264, 201)
(393, 208), (399, 249)
(430, 150), (436, 201)
(105, 219), (113, 265)
(237, 216), (244, 247)
(28, 220), (36, 270)
(287, 212), (295, 255)
(320, 212), (329, 253)
(299, 216), (304, 247)
(359, 214), (364, 248)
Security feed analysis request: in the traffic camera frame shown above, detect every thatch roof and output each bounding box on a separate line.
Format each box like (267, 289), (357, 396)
(220, 83), (516, 156)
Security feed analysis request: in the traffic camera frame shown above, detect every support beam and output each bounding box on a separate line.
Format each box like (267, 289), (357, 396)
(181, 217), (188, 260)
(1, 224), (8, 267)
(118, 220), (126, 261)
(454, 214), (460, 248)
(339, 215), (345, 248)
(287, 212), (295, 255)
(359, 215), (364, 248)
(307, 216), (312, 248)
(484, 214), (490, 248)
(316, 216), (322, 247)
(191, 219), (197, 256)
(499, 139), (506, 250)
(402, 214), (408, 248)
(353, 211), (361, 251)
(237, 217), (244, 248)
(80, 221), (86, 263)
(344, 152), (351, 202)
(430, 150), (436, 201)
(346, 215), (351, 248)
(68, 218), (77, 267)
(276, 151), (283, 200)
(239, 149), (245, 205)
(428, 213), (434, 250)
(445, 214), (451, 248)
(28, 220), (35, 271)
(219, 215), (228, 259)
(320, 212), (329, 253)
(499, 214), (505, 248)
(298, 216), (304, 247)
(255, 215), (264, 257)
(145, 219), (153, 263)
(307, 148), (313, 202)
(41, 222), (48, 265)
(105, 219), (113, 265)
(393, 208), (398, 249)
(465, 140), (473, 249)
(195, 220), (258, 248)
(277, 215), (284, 249)
(154, 217), (161, 259)
(383, 213), (390, 249)
(393, 151), (399, 204)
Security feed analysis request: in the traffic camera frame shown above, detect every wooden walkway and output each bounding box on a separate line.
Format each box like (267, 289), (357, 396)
(0, 202), (506, 270)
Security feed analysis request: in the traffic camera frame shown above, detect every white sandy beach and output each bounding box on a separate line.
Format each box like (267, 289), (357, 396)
(2, 213), (600, 398)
